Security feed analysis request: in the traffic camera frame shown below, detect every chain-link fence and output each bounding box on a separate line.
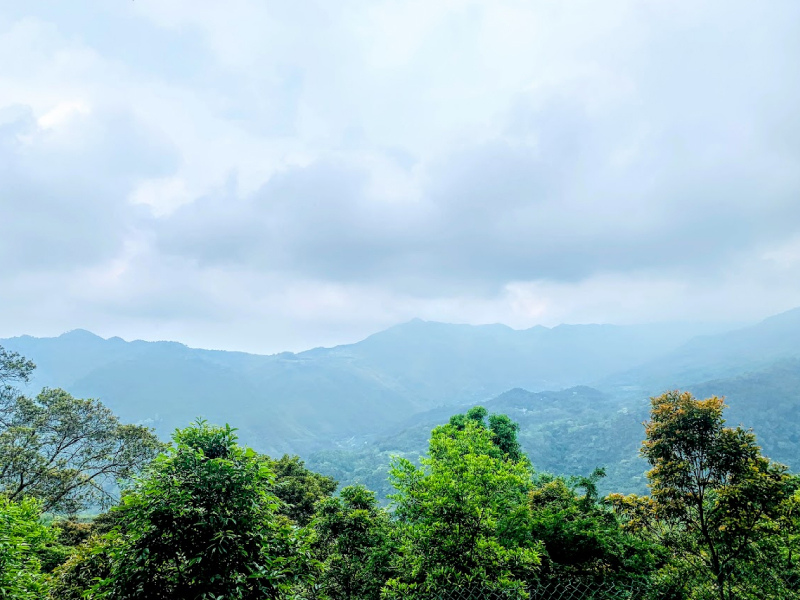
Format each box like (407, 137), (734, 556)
(529, 579), (646, 600)
(421, 578), (800, 600)
(421, 579), (649, 600)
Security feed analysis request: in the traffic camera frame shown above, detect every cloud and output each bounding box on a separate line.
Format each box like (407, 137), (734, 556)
(155, 88), (800, 292)
(0, 105), (178, 275)
(1, 0), (800, 351)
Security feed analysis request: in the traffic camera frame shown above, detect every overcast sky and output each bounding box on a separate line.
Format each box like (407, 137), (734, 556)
(1, 1), (799, 353)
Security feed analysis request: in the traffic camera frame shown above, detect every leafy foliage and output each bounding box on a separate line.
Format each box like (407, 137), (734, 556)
(0, 497), (55, 600)
(611, 391), (800, 599)
(97, 420), (317, 600)
(0, 388), (163, 514)
(528, 470), (663, 582)
(270, 454), (337, 526)
(384, 413), (541, 599)
(0, 346), (35, 386)
(312, 485), (395, 600)
(47, 534), (112, 600)
(0, 345), (162, 514)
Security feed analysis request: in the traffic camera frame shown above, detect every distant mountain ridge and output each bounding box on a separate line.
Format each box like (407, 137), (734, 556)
(601, 307), (800, 394)
(4, 309), (800, 496)
(0, 319), (728, 455)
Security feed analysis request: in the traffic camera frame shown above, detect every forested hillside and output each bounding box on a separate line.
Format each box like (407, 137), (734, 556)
(311, 359), (800, 499)
(5, 309), (800, 497)
(0, 320), (724, 455)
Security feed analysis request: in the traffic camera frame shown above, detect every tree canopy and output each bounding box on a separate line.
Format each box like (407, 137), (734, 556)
(385, 412), (540, 599)
(270, 454), (337, 526)
(2, 377), (799, 600)
(97, 420), (316, 600)
(611, 390), (800, 599)
(312, 484), (395, 600)
(0, 345), (161, 514)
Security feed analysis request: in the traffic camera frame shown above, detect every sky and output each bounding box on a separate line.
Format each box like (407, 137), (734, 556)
(1, 0), (799, 353)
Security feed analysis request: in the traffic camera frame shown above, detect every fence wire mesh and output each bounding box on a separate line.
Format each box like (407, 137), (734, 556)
(421, 579), (649, 600)
(419, 577), (800, 600)
(529, 579), (645, 600)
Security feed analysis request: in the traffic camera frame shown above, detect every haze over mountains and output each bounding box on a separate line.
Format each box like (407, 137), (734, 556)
(4, 307), (800, 494)
(1, 319), (726, 452)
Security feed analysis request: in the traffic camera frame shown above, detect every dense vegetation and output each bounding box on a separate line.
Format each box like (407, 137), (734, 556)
(2, 344), (799, 599)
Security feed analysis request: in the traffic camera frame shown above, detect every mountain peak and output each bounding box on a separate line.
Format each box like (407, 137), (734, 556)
(59, 329), (104, 341)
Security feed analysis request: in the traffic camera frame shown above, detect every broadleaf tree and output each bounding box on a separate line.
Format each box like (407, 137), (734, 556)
(270, 454), (337, 526)
(0, 496), (56, 600)
(97, 420), (317, 600)
(384, 409), (540, 599)
(610, 391), (798, 600)
(312, 484), (395, 600)
(0, 345), (162, 514)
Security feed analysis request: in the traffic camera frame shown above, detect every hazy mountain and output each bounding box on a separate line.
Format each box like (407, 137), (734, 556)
(3, 309), (800, 497)
(687, 359), (800, 468)
(0, 319), (721, 455)
(309, 359), (800, 500)
(306, 308), (800, 497)
(601, 307), (800, 394)
(316, 319), (732, 404)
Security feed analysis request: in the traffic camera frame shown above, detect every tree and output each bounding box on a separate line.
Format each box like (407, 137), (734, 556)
(46, 511), (125, 600)
(0, 388), (162, 514)
(384, 415), (540, 599)
(312, 485), (395, 600)
(0, 345), (161, 514)
(270, 454), (337, 526)
(528, 470), (663, 583)
(0, 496), (56, 600)
(611, 391), (797, 600)
(0, 345), (35, 426)
(447, 406), (523, 462)
(47, 535), (111, 600)
(98, 420), (316, 600)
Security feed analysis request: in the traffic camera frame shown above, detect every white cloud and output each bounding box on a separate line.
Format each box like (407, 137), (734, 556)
(36, 100), (90, 129)
(1, 0), (799, 351)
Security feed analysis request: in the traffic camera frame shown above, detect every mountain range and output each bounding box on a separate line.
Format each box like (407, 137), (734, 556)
(3, 307), (800, 494)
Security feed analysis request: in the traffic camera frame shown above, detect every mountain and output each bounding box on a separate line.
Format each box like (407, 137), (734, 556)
(317, 319), (730, 403)
(687, 359), (800, 468)
(309, 359), (800, 501)
(0, 320), (720, 455)
(306, 307), (800, 498)
(306, 385), (651, 499)
(4, 309), (800, 498)
(601, 307), (800, 394)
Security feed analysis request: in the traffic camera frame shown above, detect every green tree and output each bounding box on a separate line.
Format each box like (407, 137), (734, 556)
(98, 420), (316, 600)
(46, 512), (124, 600)
(0, 346), (35, 432)
(270, 454), (337, 526)
(385, 415), (540, 599)
(312, 485), (394, 600)
(0, 388), (162, 514)
(528, 470), (662, 583)
(612, 391), (797, 600)
(0, 496), (56, 599)
(447, 406), (523, 462)
(0, 346), (161, 514)
(47, 534), (112, 600)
